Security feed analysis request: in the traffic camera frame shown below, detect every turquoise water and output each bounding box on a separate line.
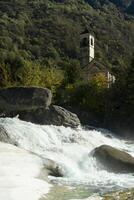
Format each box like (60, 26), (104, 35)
(44, 185), (96, 200)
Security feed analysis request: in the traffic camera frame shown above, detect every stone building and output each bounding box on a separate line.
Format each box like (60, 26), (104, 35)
(80, 28), (115, 88)
(80, 28), (95, 67)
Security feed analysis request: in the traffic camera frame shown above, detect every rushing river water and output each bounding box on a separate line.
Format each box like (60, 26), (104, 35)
(0, 117), (134, 200)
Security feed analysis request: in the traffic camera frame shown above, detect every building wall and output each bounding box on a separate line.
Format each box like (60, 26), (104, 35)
(80, 47), (89, 66)
(89, 46), (94, 62)
(80, 33), (94, 67)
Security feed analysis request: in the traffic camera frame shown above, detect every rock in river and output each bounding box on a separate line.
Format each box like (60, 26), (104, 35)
(16, 105), (80, 128)
(93, 145), (134, 173)
(0, 87), (80, 128)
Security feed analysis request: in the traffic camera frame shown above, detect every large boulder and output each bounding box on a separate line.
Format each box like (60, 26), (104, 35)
(0, 87), (80, 128)
(46, 105), (81, 128)
(17, 105), (80, 128)
(0, 87), (52, 112)
(93, 145), (134, 173)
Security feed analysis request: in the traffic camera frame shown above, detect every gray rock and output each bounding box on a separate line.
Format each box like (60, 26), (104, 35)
(0, 87), (52, 111)
(0, 126), (10, 143)
(47, 105), (81, 128)
(93, 145), (134, 173)
(17, 105), (80, 128)
(0, 87), (80, 128)
(103, 188), (134, 200)
(0, 125), (16, 145)
(44, 159), (64, 177)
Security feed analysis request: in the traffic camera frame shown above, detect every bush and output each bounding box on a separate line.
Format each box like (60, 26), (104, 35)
(15, 61), (42, 86)
(40, 67), (65, 95)
(0, 63), (12, 87)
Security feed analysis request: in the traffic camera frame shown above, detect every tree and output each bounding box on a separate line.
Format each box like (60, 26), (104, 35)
(0, 63), (11, 87)
(40, 67), (64, 95)
(15, 61), (41, 86)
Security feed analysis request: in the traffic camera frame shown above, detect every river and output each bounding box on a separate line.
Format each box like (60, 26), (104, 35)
(0, 117), (134, 200)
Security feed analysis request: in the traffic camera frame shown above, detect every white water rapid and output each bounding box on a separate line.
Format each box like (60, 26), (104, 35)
(0, 117), (134, 200)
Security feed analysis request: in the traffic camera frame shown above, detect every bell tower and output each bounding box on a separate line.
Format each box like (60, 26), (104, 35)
(80, 29), (95, 67)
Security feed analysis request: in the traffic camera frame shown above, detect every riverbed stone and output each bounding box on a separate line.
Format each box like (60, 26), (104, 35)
(93, 145), (134, 173)
(44, 159), (64, 177)
(103, 189), (134, 200)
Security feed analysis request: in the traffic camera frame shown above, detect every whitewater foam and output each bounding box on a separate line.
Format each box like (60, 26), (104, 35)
(0, 117), (134, 191)
(0, 142), (51, 200)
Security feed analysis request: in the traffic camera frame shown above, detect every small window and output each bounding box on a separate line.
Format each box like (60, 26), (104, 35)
(91, 38), (94, 46)
(80, 38), (88, 47)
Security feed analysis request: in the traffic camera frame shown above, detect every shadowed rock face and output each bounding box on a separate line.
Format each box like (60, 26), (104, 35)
(0, 87), (52, 111)
(93, 145), (134, 173)
(47, 105), (81, 128)
(0, 87), (80, 128)
(15, 105), (80, 128)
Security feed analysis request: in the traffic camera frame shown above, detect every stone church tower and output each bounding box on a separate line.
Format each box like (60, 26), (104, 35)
(80, 29), (95, 67)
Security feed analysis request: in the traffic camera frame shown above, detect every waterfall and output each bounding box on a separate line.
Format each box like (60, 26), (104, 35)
(0, 117), (134, 200)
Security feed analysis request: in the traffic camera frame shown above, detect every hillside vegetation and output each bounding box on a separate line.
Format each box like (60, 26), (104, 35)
(0, 0), (134, 135)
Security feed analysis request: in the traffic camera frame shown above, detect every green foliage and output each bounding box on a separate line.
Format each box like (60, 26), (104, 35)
(0, 0), (133, 72)
(90, 73), (108, 91)
(58, 76), (107, 118)
(40, 67), (65, 94)
(58, 59), (82, 84)
(0, 0), (134, 129)
(15, 61), (42, 86)
(0, 63), (12, 87)
(106, 56), (134, 132)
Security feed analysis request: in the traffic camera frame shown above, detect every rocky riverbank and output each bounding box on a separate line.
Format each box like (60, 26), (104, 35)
(103, 188), (134, 200)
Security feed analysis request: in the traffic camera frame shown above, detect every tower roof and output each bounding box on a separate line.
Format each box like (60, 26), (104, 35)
(80, 28), (95, 36)
(80, 28), (89, 35)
